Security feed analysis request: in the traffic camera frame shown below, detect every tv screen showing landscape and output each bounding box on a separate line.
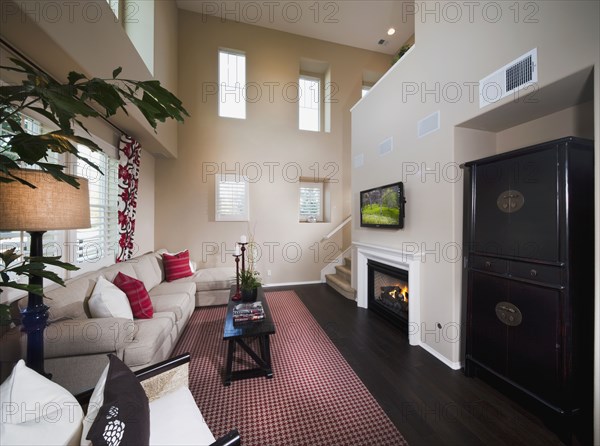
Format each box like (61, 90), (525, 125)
(360, 182), (405, 229)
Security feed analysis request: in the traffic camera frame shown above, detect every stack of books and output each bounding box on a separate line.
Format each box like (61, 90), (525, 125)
(233, 301), (265, 323)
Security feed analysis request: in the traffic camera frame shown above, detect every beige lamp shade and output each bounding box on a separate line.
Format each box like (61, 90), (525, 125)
(0, 169), (91, 231)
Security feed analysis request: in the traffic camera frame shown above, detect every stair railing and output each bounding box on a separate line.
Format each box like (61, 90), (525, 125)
(321, 215), (352, 242)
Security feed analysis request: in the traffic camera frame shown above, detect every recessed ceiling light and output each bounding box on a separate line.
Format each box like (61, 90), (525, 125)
(387, 28), (396, 36)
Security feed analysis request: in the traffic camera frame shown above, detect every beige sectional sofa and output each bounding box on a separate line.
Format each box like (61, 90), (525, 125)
(4, 250), (235, 393)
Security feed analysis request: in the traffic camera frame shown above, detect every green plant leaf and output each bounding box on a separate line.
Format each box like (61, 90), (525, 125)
(112, 67), (123, 79)
(0, 248), (21, 267)
(0, 304), (12, 326)
(0, 281), (44, 296)
(68, 71), (87, 84)
(28, 256), (79, 271)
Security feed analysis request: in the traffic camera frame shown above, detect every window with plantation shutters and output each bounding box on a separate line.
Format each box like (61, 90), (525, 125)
(299, 182), (323, 222)
(0, 114), (62, 257)
(216, 174), (249, 221)
(74, 145), (119, 265)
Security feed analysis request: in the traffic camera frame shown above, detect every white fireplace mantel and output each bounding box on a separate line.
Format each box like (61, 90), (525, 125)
(354, 242), (421, 347)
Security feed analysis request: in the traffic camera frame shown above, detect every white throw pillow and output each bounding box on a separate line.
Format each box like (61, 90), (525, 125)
(0, 360), (84, 446)
(79, 363), (109, 446)
(88, 276), (133, 320)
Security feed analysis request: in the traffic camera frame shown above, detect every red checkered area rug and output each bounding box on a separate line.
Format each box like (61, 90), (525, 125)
(172, 290), (408, 446)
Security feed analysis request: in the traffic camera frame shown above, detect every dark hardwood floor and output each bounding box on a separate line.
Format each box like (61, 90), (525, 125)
(271, 283), (569, 446)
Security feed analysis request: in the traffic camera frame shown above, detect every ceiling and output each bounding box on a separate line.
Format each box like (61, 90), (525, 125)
(176, 0), (415, 55)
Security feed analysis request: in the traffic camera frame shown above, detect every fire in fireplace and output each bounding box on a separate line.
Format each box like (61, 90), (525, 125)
(368, 260), (409, 330)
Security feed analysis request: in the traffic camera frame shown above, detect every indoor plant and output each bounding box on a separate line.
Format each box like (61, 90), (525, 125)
(0, 58), (188, 297)
(238, 269), (262, 302)
(1, 58), (189, 373)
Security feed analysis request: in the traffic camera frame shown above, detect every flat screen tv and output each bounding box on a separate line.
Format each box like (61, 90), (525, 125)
(360, 182), (406, 229)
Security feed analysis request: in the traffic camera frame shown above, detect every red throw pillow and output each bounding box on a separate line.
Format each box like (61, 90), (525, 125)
(162, 250), (194, 282)
(113, 272), (154, 319)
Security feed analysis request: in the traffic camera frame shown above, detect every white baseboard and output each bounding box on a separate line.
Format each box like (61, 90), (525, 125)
(263, 281), (322, 288)
(417, 342), (463, 370)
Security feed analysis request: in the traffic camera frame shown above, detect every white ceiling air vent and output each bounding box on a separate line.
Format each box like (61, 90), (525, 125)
(479, 48), (538, 108)
(417, 111), (440, 138)
(379, 137), (393, 156)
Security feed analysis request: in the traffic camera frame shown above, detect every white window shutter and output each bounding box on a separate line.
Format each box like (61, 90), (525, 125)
(216, 174), (249, 221)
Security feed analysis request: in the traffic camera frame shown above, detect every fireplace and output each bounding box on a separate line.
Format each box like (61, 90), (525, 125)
(368, 260), (409, 331)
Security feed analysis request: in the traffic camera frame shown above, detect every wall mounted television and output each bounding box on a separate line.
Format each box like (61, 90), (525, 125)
(360, 182), (406, 229)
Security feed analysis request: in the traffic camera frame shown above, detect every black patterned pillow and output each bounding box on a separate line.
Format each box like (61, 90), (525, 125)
(87, 355), (150, 446)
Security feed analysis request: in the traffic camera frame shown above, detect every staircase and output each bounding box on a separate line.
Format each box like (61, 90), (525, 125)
(325, 257), (356, 301)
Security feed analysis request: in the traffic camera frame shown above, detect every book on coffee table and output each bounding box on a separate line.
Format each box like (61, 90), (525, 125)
(233, 301), (264, 316)
(233, 314), (265, 323)
(233, 301), (265, 323)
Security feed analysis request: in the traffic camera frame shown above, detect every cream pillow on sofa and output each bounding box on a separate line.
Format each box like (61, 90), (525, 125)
(0, 360), (84, 446)
(88, 276), (133, 320)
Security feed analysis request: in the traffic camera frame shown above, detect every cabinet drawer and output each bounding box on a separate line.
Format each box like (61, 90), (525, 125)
(470, 256), (508, 275)
(509, 261), (563, 286)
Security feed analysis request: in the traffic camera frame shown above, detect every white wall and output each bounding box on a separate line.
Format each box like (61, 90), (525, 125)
(352, 2), (600, 440)
(352, 1), (599, 366)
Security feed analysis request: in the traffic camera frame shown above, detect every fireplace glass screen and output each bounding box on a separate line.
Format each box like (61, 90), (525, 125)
(368, 260), (409, 328)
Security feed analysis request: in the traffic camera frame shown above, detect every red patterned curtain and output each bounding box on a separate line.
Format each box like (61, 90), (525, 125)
(116, 135), (142, 262)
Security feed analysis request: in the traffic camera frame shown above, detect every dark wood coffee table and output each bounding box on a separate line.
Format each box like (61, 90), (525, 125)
(223, 286), (275, 386)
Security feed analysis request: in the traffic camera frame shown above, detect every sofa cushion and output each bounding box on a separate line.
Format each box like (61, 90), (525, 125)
(88, 277), (133, 320)
(101, 263), (137, 283)
(113, 273), (154, 319)
(123, 318), (173, 367)
(181, 267), (236, 291)
(18, 271), (99, 321)
(149, 294), (189, 322)
(126, 254), (162, 291)
(86, 355), (150, 446)
(162, 251), (193, 282)
(0, 360), (84, 446)
(148, 281), (196, 299)
(148, 385), (216, 446)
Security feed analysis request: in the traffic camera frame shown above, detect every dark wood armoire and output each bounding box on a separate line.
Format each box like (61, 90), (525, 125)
(462, 137), (594, 438)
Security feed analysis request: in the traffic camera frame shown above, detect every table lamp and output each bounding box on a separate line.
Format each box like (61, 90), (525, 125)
(0, 168), (90, 376)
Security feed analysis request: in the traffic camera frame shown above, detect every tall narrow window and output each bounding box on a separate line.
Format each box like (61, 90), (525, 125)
(0, 114), (62, 257)
(299, 182), (324, 222)
(0, 114), (64, 300)
(106, 0), (120, 19)
(219, 50), (246, 119)
(74, 145), (118, 266)
(216, 174), (249, 221)
(299, 76), (320, 131)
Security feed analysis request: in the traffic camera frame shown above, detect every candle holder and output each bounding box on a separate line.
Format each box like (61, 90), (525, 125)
(232, 254), (241, 301)
(238, 242), (248, 273)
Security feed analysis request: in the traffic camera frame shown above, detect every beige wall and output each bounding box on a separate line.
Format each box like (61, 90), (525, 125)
(154, 11), (391, 284)
(135, 150), (156, 255)
(352, 0), (599, 373)
(496, 101), (595, 153)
